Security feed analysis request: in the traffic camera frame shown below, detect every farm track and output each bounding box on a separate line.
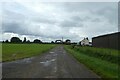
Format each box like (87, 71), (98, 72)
(2, 45), (100, 78)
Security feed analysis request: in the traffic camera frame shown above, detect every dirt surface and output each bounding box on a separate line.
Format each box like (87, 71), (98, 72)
(2, 45), (100, 78)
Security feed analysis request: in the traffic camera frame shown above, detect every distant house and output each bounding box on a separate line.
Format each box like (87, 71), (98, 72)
(65, 39), (71, 44)
(55, 40), (63, 44)
(92, 32), (120, 50)
(80, 37), (91, 46)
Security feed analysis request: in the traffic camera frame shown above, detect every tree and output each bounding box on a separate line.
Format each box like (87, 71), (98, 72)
(23, 37), (27, 43)
(5, 40), (9, 43)
(51, 41), (54, 44)
(26, 40), (30, 43)
(10, 37), (22, 43)
(33, 39), (42, 43)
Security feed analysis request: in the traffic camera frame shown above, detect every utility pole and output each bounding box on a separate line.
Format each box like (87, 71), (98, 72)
(62, 37), (63, 43)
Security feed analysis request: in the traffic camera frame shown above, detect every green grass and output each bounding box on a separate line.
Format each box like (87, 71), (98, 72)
(2, 43), (56, 62)
(65, 45), (119, 78)
(71, 46), (119, 64)
(0, 43), (2, 62)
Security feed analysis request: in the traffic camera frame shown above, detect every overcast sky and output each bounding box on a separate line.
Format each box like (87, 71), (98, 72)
(1, 0), (118, 42)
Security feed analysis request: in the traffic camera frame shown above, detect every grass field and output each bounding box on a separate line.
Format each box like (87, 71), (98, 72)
(2, 43), (56, 62)
(65, 45), (119, 78)
(0, 43), (2, 62)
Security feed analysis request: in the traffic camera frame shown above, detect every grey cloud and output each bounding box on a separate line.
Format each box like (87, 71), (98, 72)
(2, 10), (29, 35)
(60, 20), (83, 27)
(91, 18), (101, 22)
(2, 22), (47, 39)
(2, 2), (118, 42)
(3, 9), (26, 21)
(2, 22), (29, 35)
(33, 17), (56, 24)
(60, 20), (78, 27)
(60, 16), (84, 27)
(71, 16), (83, 22)
(60, 21), (83, 27)
(63, 2), (117, 24)
(91, 3), (118, 24)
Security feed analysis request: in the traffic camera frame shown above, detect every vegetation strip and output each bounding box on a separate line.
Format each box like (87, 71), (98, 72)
(71, 46), (119, 64)
(2, 44), (56, 62)
(65, 45), (119, 78)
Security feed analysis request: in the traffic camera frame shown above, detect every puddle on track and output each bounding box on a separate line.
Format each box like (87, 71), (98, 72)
(53, 54), (57, 56)
(13, 57), (34, 64)
(40, 59), (56, 67)
(0, 63), (2, 67)
(49, 52), (55, 54)
(53, 66), (57, 72)
(45, 76), (57, 78)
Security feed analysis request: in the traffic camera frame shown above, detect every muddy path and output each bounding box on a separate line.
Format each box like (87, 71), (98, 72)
(2, 45), (100, 78)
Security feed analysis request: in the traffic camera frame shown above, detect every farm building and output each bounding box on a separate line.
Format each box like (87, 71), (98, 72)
(65, 39), (71, 44)
(55, 40), (63, 44)
(92, 32), (120, 50)
(80, 37), (91, 46)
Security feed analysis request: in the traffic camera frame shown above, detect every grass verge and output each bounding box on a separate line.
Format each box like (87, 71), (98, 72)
(72, 46), (119, 64)
(2, 43), (56, 62)
(0, 43), (2, 62)
(65, 45), (119, 78)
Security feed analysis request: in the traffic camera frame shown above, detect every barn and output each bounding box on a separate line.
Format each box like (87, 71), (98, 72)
(92, 32), (120, 50)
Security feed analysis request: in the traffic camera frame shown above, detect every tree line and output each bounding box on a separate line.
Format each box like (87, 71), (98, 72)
(3, 37), (42, 44)
(2, 37), (72, 44)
